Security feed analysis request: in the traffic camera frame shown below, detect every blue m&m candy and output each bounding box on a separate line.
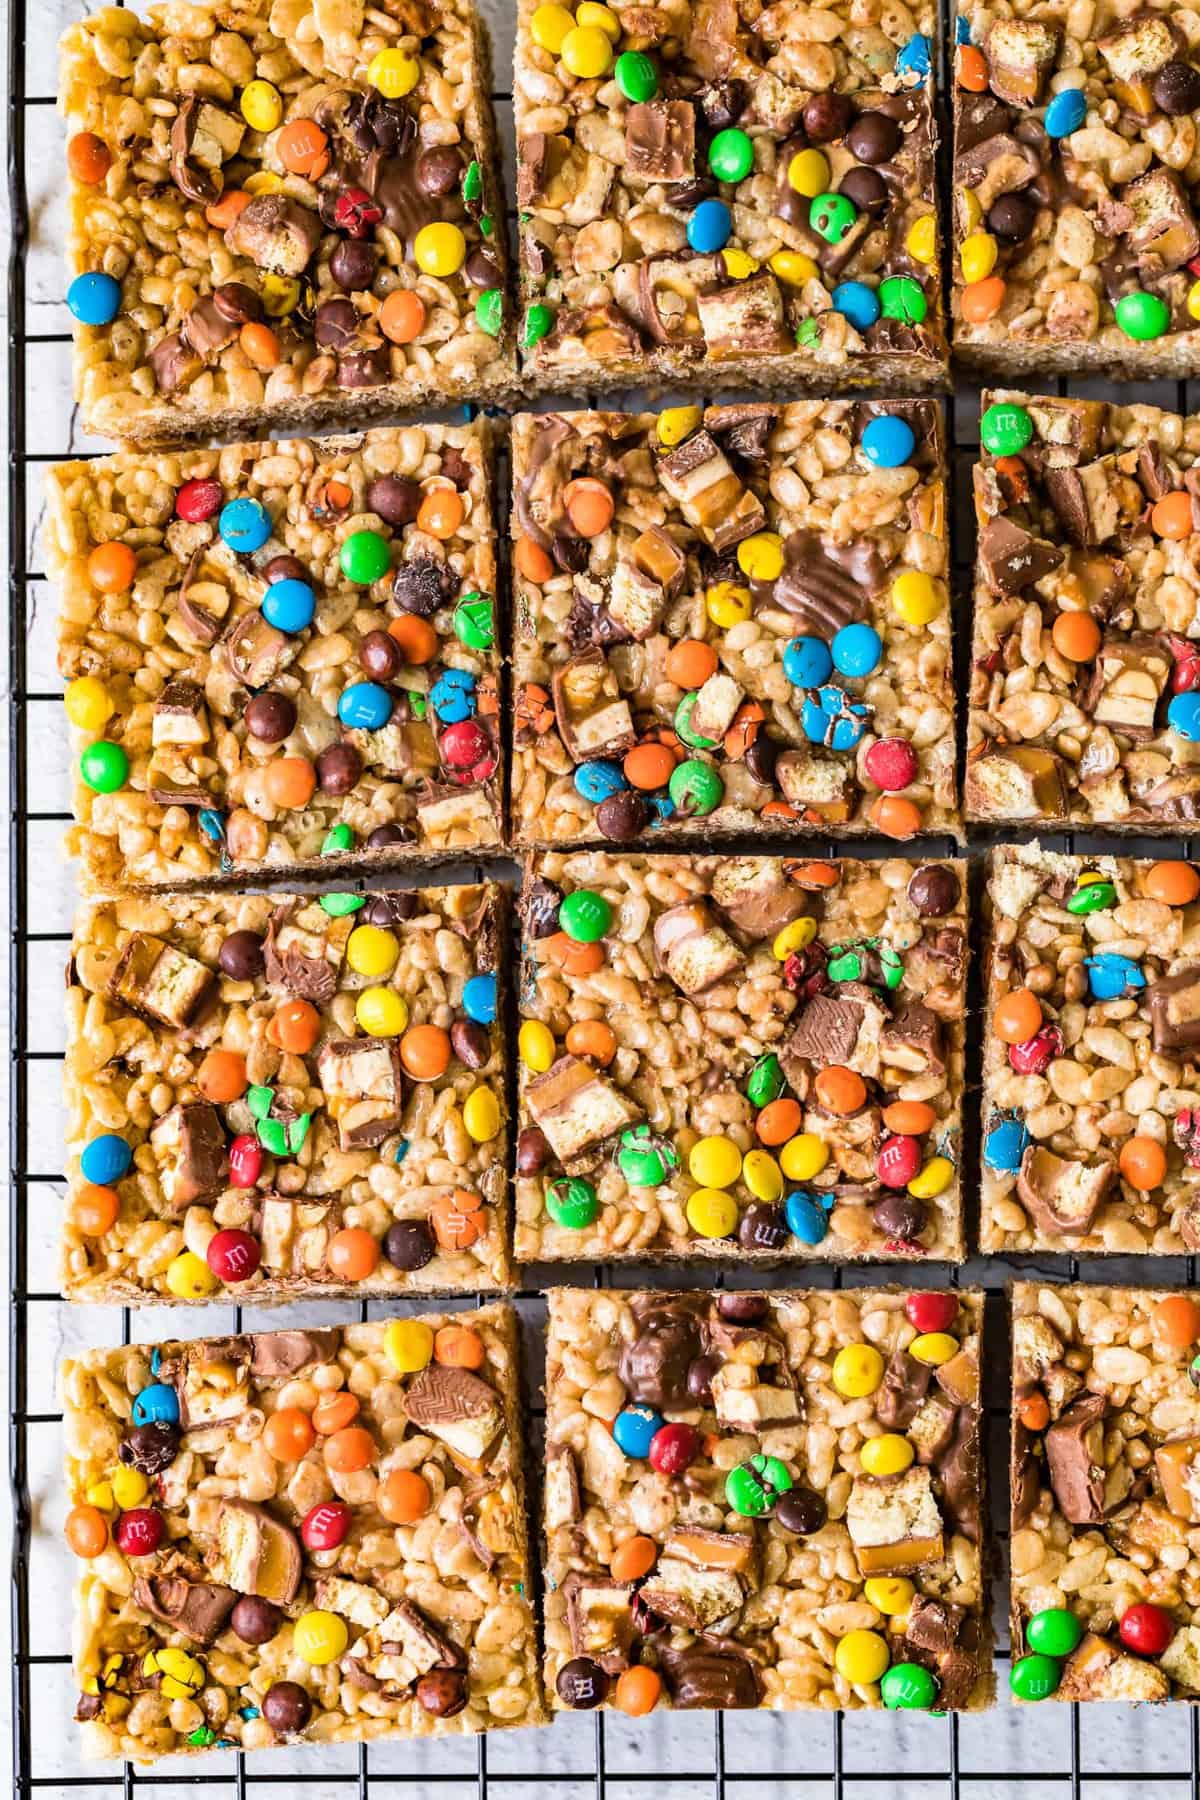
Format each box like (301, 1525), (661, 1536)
(831, 280), (880, 332)
(132, 1383), (181, 1427)
(68, 271), (121, 325)
(574, 759), (626, 803)
(1170, 692), (1200, 741)
(831, 623), (883, 679)
(785, 1189), (831, 1245)
(80, 1133), (132, 1186)
(802, 686), (870, 751)
(1045, 87), (1086, 138)
(430, 667), (477, 723)
(955, 14), (971, 40)
(984, 1115), (1029, 1174)
(687, 199), (732, 253)
(338, 682), (393, 731)
(896, 32), (931, 76)
(219, 497), (272, 554)
(613, 1404), (664, 1458)
(862, 415), (916, 470)
(1085, 953), (1145, 1002)
(463, 974), (497, 1024)
(262, 578), (315, 634)
(783, 635), (833, 688)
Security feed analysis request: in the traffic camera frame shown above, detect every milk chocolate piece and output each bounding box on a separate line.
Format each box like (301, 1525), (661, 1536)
(656, 432), (766, 553)
(316, 1036), (404, 1149)
(977, 516), (1064, 595)
(652, 900), (745, 994)
(211, 1499), (302, 1604)
(624, 101), (696, 182)
(107, 933), (216, 1031)
(1016, 1146), (1116, 1236)
(1044, 1393), (1109, 1524)
(150, 1101), (226, 1211)
(1150, 967), (1200, 1050)
(525, 1054), (643, 1168)
(133, 1575), (237, 1644)
(551, 649), (637, 762)
(403, 1366), (502, 1466)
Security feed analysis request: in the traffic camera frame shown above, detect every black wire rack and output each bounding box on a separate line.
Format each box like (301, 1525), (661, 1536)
(16, 0), (1200, 1795)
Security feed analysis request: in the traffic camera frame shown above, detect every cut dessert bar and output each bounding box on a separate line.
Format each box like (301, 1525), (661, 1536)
(515, 851), (967, 1265)
(981, 843), (1200, 1255)
(966, 390), (1200, 831)
(62, 1307), (542, 1760)
(58, 1), (512, 447)
(952, 0), (1200, 378)
(1011, 1281), (1200, 1704)
(63, 881), (510, 1302)
(544, 1285), (990, 1715)
(513, 0), (947, 392)
(49, 423), (500, 893)
(511, 401), (956, 848)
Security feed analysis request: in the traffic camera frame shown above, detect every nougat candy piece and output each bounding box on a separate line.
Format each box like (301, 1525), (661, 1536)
(263, 901), (351, 1004)
(638, 1557), (745, 1631)
(107, 933), (216, 1031)
(525, 1054), (644, 1168)
(656, 431), (766, 554)
(845, 1466), (945, 1573)
(697, 275), (791, 358)
(551, 648), (636, 762)
(689, 672), (743, 744)
(965, 745), (1068, 822)
(710, 858), (809, 941)
(1044, 458), (1134, 548)
(1016, 1145), (1117, 1237)
(545, 1444), (581, 1529)
(1023, 396), (1106, 462)
(258, 1195), (338, 1276)
(179, 1340), (251, 1428)
(1150, 966), (1200, 1051)
(152, 678), (210, 748)
(1044, 1393), (1112, 1523)
(379, 1601), (465, 1673)
(977, 516), (1064, 596)
(1161, 1626), (1200, 1693)
(211, 1499), (302, 1603)
(1079, 636), (1169, 739)
(416, 781), (497, 840)
(563, 1573), (637, 1671)
(774, 748), (857, 820)
(1119, 168), (1199, 271)
(787, 983), (889, 1080)
(150, 1100), (226, 1211)
(652, 900), (745, 994)
(223, 609), (298, 688)
(1056, 1632), (1170, 1703)
(985, 19), (1060, 105)
(710, 1361), (802, 1431)
(1154, 1434), (1200, 1522)
(1097, 13), (1181, 87)
(313, 1576), (390, 1629)
(606, 555), (670, 642)
(316, 1037), (405, 1150)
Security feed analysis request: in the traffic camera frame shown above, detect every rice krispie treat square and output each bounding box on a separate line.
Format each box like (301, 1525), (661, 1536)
(1011, 1281), (1200, 1704)
(952, 0), (1200, 378)
(49, 422), (500, 894)
(513, 0), (947, 392)
(966, 391), (1200, 831)
(981, 843), (1200, 1255)
(511, 401), (956, 849)
(61, 1307), (543, 1761)
(515, 851), (967, 1265)
(63, 881), (510, 1303)
(544, 1285), (990, 1716)
(59, 0), (512, 447)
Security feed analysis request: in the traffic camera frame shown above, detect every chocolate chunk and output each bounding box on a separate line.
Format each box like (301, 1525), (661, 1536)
(149, 331), (203, 394)
(771, 529), (880, 635)
(133, 1575), (237, 1644)
(656, 431), (766, 553)
(1151, 966), (1200, 1050)
(625, 101), (696, 182)
(392, 556), (455, 617)
(937, 1408), (982, 1541)
(875, 1349), (933, 1430)
(551, 648), (636, 763)
(150, 1100), (226, 1211)
(711, 857), (809, 940)
(250, 1328), (340, 1379)
(367, 823), (414, 851)
(978, 516), (1064, 595)
(557, 1657), (608, 1708)
(384, 1218), (436, 1271)
(881, 1004), (944, 1076)
(545, 1443), (582, 1530)
(363, 891), (418, 927)
(701, 78), (748, 129)
(263, 1681), (312, 1734)
(786, 991), (865, 1068)
(75, 1693), (102, 1722)
(1044, 1393), (1109, 1524)
(521, 877), (564, 939)
(226, 194), (322, 277)
(403, 1366), (501, 1464)
(317, 1036), (404, 1149)
(120, 1420), (180, 1475)
(219, 929), (264, 982)
(262, 907), (339, 1005)
(227, 1605), (282, 1648)
(847, 110), (901, 163)
(744, 736), (777, 785)
(224, 610), (297, 688)
(563, 1571), (638, 1668)
(659, 1642), (761, 1709)
(907, 865), (960, 917)
(108, 932), (217, 1031)
(619, 1295), (705, 1407)
(244, 691), (296, 743)
(182, 295), (237, 357)
(464, 249), (501, 288)
(1016, 1145), (1116, 1236)
(704, 402), (776, 466)
(212, 1498), (302, 1603)
(169, 95), (236, 205)
(417, 1670), (468, 1717)
(380, 1598), (465, 1672)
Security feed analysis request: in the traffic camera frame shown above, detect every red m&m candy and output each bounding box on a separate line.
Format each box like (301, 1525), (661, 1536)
(864, 737), (919, 792)
(876, 1135), (922, 1189)
(229, 1134), (264, 1188)
(1118, 1603), (1173, 1657)
(648, 1422), (701, 1475)
(301, 1501), (352, 1552)
(207, 1228), (261, 1283)
(116, 1508), (164, 1556)
(904, 1291), (958, 1334)
(176, 478), (223, 522)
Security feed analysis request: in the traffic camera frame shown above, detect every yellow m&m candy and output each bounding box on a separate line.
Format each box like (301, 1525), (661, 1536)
(686, 1187), (738, 1238)
(770, 250), (818, 286)
(742, 1149), (783, 1203)
(773, 917), (816, 960)
(658, 405), (701, 447)
(240, 80), (283, 132)
(737, 533), (784, 582)
(960, 231), (997, 285)
(368, 47), (420, 96)
(414, 223), (466, 277)
(706, 582), (752, 628)
(355, 987), (408, 1037)
(464, 1087), (501, 1142)
(520, 1020), (556, 1072)
(689, 1135), (742, 1189)
(531, 2), (574, 51)
(65, 676), (113, 733)
(560, 24), (612, 78)
(832, 1343), (884, 1397)
(834, 1629), (889, 1685)
(166, 1251), (218, 1299)
(780, 1134), (828, 1182)
(347, 924), (399, 977)
(865, 1577), (915, 1617)
(385, 1318), (435, 1373)
(906, 215), (937, 263)
(860, 1433), (914, 1477)
(891, 570), (942, 626)
(909, 1331), (958, 1366)
(293, 1611), (349, 1666)
(787, 149), (829, 197)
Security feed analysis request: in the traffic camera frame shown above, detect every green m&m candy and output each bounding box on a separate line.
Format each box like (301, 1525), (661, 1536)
(746, 1052), (785, 1108)
(708, 127), (754, 184)
(1025, 1607), (1082, 1659)
(320, 891), (366, 916)
(462, 160), (483, 205)
(810, 192), (858, 244)
(1115, 290), (1170, 341)
(522, 303), (554, 349)
(558, 888), (612, 943)
(1009, 1653), (1062, 1701)
(980, 401), (1033, 457)
(880, 1662), (937, 1711)
(615, 49), (657, 101)
(1067, 875), (1116, 915)
(879, 276), (927, 324)
(669, 758), (723, 817)
(726, 1453), (793, 1518)
(474, 289), (503, 337)
(322, 823), (354, 856)
(674, 691), (719, 750)
(339, 529), (391, 586)
(80, 740), (129, 794)
(617, 1124), (679, 1187)
(546, 1175), (599, 1229)
(454, 592), (495, 650)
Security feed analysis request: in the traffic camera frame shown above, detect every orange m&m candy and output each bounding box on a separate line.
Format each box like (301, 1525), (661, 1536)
(198, 1048), (248, 1104)
(264, 756), (316, 810)
(871, 796), (922, 839)
(68, 133), (112, 184)
(1152, 492), (1194, 540)
(565, 1019), (617, 1065)
(610, 1535), (658, 1582)
(1119, 1136), (1167, 1191)
(431, 1187), (485, 1250)
(240, 322), (280, 369)
(206, 189), (252, 229)
(378, 1468), (431, 1523)
(380, 289), (427, 344)
(276, 118), (329, 178)
(417, 487), (464, 539)
(264, 1407), (316, 1461)
(1051, 611), (1101, 662)
(957, 45), (989, 89)
(564, 477), (615, 538)
(993, 988), (1042, 1045)
(664, 638), (718, 689)
(1153, 1294), (1200, 1347)
(1146, 861), (1200, 906)
(389, 613), (439, 664)
(1017, 1392), (1049, 1432)
(434, 1324), (486, 1368)
(312, 1390), (361, 1435)
(515, 536), (555, 583)
(543, 931), (604, 976)
(882, 1101), (936, 1137)
(624, 742), (676, 789)
(268, 997), (321, 1054)
(326, 1227), (380, 1282)
(960, 277), (1005, 324)
(756, 1097), (803, 1145)
(324, 1426), (376, 1473)
(400, 1023), (452, 1080)
(73, 1183), (119, 1235)
(615, 1666), (662, 1716)
(65, 1505), (109, 1558)
(814, 1065), (867, 1116)
(88, 541), (137, 593)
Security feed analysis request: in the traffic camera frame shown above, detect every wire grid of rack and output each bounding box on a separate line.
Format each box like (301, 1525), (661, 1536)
(15, 0), (1200, 1795)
